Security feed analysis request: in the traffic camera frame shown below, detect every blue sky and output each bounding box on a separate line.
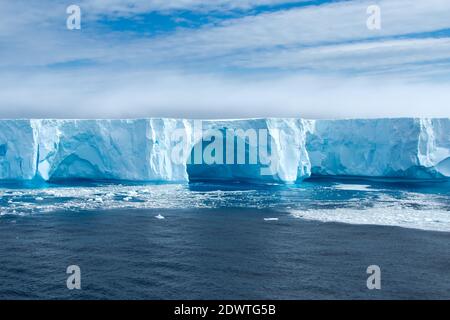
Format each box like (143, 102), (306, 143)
(1, 0), (450, 118)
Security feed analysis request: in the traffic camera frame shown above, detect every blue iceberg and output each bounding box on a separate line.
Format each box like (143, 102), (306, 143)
(0, 118), (448, 183)
(307, 118), (450, 180)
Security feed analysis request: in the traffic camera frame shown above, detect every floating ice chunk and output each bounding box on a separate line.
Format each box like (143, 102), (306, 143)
(264, 218), (279, 221)
(333, 184), (377, 192)
(155, 214), (165, 220)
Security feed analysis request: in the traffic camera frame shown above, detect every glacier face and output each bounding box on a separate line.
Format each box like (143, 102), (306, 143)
(0, 118), (448, 183)
(34, 119), (193, 182)
(307, 118), (450, 179)
(188, 118), (311, 183)
(0, 120), (38, 180)
(418, 119), (450, 178)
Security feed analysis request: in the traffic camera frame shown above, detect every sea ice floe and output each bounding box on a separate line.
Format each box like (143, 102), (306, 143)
(290, 207), (450, 232)
(0, 183), (448, 232)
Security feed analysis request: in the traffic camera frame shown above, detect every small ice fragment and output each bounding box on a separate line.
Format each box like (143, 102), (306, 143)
(264, 218), (279, 221)
(123, 196), (132, 201)
(35, 197), (44, 201)
(155, 214), (165, 220)
(333, 184), (375, 191)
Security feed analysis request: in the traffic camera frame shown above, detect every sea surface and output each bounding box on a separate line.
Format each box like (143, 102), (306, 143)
(0, 178), (449, 299)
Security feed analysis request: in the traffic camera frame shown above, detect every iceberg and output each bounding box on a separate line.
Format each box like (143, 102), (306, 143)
(188, 119), (311, 183)
(0, 118), (448, 183)
(33, 119), (193, 182)
(0, 120), (38, 180)
(307, 118), (450, 179)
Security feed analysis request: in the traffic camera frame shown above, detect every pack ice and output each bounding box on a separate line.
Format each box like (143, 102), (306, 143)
(0, 118), (448, 183)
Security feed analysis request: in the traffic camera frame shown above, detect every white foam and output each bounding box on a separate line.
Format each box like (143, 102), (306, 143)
(291, 208), (450, 232)
(264, 218), (279, 221)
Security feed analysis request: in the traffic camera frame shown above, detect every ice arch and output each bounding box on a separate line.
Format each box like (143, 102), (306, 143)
(186, 130), (276, 183)
(185, 119), (312, 184)
(49, 154), (106, 181)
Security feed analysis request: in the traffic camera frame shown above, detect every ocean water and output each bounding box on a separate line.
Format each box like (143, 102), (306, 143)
(0, 178), (449, 299)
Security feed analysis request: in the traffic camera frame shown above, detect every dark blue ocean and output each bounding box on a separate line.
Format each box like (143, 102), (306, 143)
(0, 179), (449, 299)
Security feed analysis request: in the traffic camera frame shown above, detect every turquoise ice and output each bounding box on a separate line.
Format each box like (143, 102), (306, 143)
(0, 118), (448, 182)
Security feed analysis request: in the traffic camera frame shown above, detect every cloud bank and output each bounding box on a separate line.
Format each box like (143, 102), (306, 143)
(0, 0), (449, 118)
(1, 70), (449, 119)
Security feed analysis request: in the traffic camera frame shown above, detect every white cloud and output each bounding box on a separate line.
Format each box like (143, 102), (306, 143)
(3, 0), (450, 70)
(81, 0), (306, 15)
(0, 0), (450, 118)
(0, 70), (449, 119)
(229, 38), (450, 76)
(131, 0), (450, 64)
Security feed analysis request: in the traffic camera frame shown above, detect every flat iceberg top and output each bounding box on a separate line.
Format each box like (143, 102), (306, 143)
(0, 118), (448, 183)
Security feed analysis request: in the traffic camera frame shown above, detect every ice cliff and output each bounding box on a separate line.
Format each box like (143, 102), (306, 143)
(0, 118), (448, 183)
(0, 120), (38, 180)
(188, 119), (311, 183)
(307, 118), (450, 179)
(34, 119), (192, 182)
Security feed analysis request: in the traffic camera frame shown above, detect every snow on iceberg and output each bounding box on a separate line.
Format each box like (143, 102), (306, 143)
(0, 118), (448, 183)
(307, 118), (450, 179)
